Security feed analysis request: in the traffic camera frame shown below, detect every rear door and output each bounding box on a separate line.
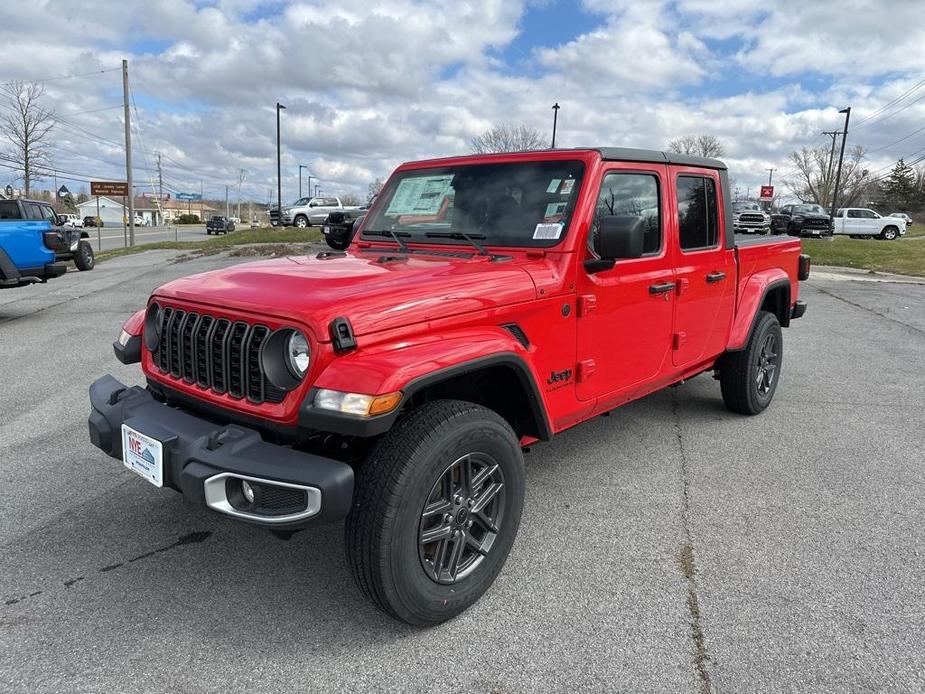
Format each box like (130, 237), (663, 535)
(575, 163), (676, 402)
(670, 170), (736, 367)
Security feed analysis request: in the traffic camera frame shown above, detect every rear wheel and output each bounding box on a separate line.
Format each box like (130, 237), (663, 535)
(881, 226), (899, 240)
(345, 400), (525, 626)
(74, 241), (94, 271)
(719, 311), (782, 415)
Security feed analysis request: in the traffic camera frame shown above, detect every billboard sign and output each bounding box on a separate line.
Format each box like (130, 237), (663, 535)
(90, 181), (129, 197)
(759, 185), (774, 200)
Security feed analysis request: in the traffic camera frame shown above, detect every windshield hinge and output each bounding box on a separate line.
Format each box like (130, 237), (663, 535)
(329, 317), (358, 353)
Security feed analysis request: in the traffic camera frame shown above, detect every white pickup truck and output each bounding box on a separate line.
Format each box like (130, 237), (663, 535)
(272, 196), (358, 228)
(833, 208), (906, 240)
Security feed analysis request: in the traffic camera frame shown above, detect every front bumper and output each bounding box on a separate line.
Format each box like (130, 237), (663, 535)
(88, 375), (354, 530)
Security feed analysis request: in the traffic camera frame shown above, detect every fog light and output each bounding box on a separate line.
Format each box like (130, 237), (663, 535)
(241, 480), (256, 504)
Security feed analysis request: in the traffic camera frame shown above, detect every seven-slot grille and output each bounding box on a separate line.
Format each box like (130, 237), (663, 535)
(152, 307), (285, 404)
(740, 213), (766, 224)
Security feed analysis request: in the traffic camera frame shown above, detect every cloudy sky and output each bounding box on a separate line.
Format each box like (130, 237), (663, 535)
(0, 0), (923, 204)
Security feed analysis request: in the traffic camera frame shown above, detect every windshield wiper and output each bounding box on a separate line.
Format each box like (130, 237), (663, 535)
(424, 231), (489, 256)
(362, 229), (411, 252)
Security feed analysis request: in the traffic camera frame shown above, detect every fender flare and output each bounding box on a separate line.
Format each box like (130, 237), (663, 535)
(300, 330), (551, 439)
(727, 272), (791, 351)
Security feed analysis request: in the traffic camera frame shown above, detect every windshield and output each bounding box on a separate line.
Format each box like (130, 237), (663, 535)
(734, 202), (760, 211)
(362, 160), (586, 248)
(793, 204), (824, 214)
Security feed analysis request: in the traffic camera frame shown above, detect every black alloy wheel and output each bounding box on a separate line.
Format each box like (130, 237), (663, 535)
(418, 452), (506, 585)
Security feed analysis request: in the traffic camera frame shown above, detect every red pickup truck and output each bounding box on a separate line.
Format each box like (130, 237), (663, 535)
(88, 147), (809, 625)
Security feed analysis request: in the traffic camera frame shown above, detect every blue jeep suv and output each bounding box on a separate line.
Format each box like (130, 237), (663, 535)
(0, 198), (72, 288)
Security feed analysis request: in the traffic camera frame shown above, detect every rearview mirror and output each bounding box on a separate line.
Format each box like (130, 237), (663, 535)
(585, 215), (645, 273)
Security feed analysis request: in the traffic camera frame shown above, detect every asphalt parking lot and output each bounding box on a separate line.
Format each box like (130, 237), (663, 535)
(81, 224), (213, 252)
(1, 252), (924, 693)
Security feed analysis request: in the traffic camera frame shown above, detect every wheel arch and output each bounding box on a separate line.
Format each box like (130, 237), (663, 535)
(727, 274), (791, 351)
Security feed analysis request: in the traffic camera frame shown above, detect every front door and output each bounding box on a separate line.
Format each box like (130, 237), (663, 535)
(575, 165), (676, 402)
(670, 171), (736, 367)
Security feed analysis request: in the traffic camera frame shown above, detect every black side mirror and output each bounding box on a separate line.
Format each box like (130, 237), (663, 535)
(56, 214), (68, 226)
(585, 215), (645, 273)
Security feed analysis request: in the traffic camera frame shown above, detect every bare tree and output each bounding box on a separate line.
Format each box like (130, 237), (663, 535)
(3, 81), (55, 196)
(471, 123), (544, 154)
(785, 145), (870, 208)
(667, 134), (725, 158)
(367, 177), (384, 202)
(340, 192), (362, 206)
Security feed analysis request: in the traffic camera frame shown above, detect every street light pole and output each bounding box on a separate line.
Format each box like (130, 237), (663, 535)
(276, 102), (286, 222)
(299, 165), (308, 198)
(551, 102), (560, 149)
(829, 107), (851, 220)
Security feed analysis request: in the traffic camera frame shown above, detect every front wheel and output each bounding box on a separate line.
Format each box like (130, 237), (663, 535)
(294, 215), (309, 228)
(881, 226), (899, 240)
(345, 400), (525, 626)
(719, 311), (782, 415)
(74, 241), (94, 271)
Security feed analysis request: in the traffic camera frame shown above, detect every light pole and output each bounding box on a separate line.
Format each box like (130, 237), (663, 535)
(299, 165), (310, 199)
(276, 102), (286, 221)
(314, 184), (319, 197)
(551, 102), (560, 149)
(829, 106), (851, 221)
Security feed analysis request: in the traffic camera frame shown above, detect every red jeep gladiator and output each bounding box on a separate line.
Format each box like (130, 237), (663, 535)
(88, 147), (809, 625)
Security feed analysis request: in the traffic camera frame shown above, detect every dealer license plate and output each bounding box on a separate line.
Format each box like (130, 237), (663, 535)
(323, 225), (331, 234)
(121, 424), (164, 487)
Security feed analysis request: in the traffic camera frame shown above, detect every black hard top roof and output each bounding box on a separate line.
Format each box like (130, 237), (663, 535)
(592, 147), (726, 170)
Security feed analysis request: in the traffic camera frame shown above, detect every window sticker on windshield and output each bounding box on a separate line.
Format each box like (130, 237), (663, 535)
(385, 175), (454, 216)
(533, 222), (563, 240)
(560, 179), (575, 195)
(546, 178), (561, 194)
(544, 201), (567, 219)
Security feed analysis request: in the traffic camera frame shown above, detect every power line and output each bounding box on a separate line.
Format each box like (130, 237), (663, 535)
(4, 66), (121, 84)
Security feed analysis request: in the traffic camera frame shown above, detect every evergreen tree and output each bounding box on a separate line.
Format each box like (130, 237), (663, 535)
(879, 158), (916, 211)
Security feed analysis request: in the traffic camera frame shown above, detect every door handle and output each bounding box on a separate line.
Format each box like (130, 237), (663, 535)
(706, 271), (726, 283)
(649, 282), (676, 295)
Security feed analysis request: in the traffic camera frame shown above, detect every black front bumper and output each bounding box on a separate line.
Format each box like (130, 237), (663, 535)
(88, 375), (354, 530)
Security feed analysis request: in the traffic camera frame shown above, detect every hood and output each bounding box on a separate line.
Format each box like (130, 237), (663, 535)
(153, 249), (540, 340)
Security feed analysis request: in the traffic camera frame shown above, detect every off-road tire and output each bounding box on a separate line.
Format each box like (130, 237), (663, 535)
(345, 399), (525, 626)
(325, 233), (350, 251)
(719, 310), (782, 415)
(74, 241), (94, 271)
(881, 226), (899, 240)
(294, 215), (309, 228)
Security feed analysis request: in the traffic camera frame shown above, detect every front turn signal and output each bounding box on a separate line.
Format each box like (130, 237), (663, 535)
(368, 392), (402, 416)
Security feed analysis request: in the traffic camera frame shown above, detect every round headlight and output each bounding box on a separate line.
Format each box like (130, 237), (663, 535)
(144, 303), (162, 351)
(286, 331), (310, 378)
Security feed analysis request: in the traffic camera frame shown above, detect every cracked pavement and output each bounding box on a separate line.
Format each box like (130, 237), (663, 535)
(2, 252), (924, 693)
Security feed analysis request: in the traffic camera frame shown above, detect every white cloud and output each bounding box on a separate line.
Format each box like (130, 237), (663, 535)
(0, 0), (923, 202)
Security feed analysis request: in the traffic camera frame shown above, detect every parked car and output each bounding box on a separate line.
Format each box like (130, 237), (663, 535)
(888, 212), (913, 227)
(206, 216), (235, 235)
(272, 196), (355, 227)
(0, 199), (72, 287)
(89, 146), (809, 626)
(83, 215), (104, 228)
(62, 213), (84, 228)
(732, 201), (771, 234)
(833, 208), (906, 240)
(771, 203), (832, 237)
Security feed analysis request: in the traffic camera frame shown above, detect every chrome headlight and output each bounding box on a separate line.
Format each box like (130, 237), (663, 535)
(286, 331), (310, 378)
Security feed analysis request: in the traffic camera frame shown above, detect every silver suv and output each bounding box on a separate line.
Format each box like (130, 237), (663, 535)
(274, 196), (345, 227)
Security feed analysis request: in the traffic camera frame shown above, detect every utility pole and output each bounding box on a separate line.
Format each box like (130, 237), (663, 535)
(299, 165), (307, 198)
(830, 107), (851, 219)
(236, 168), (246, 221)
(314, 184), (319, 197)
(766, 168), (776, 185)
(276, 102), (285, 220)
(225, 184), (229, 219)
(551, 102), (560, 149)
(821, 130), (840, 206)
(156, 153), (163, 200)
(122, 58), (135, 246)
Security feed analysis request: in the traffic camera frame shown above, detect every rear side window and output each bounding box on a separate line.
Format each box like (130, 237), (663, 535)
(590, 172), (661, 256)
(0, 201), (22, 219)
(677, 176), (718, 251)
(847, 209), (862, 218)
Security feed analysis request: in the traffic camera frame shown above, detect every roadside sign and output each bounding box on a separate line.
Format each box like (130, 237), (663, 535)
(175, 192), (202, 201)
(759, 185), (774, 200)
(142, 192), (171, 200)
(91, 181), (129, 197)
